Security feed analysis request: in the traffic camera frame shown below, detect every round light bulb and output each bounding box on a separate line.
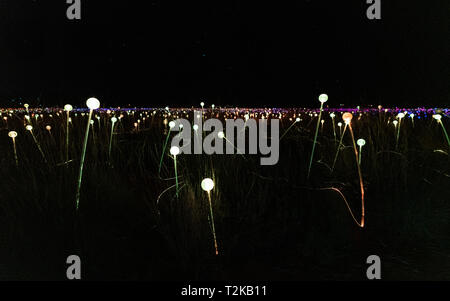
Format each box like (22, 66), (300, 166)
(64, 104), (73, 112)
(111, 117), (118, 123)
(8, 131), (17, 138)
(296, 117), (301, 122)
(397, 113), (405, 119)
(338, 122), (342, 127)
(193, 124), (199, 131)
(170, 146), (180, 156)
(169, 121), (176, 129)
(318, 94), (328, 103)
(343, 112), (353, 124)
(357, 139), (366, 147)
(200, 102), (205, 107)
(433, 114), (442, 121)
(218, 131), (225, 139)
(46, 125), (52, 131)
(201, 178), (214, 192)
(86, 98), (100, 110)
(330, 113), (335, 118)
(26, 125), (33, 131)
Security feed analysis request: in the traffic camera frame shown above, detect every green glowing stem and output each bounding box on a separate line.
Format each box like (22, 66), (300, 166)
(207, 191), (219, 256)
(159, 130), (171, 175)
(66, 111), (70, 162)
(358, 146), (362, 166)
(75, 109), (93, 211)
(396, 118), (402, 149)
(331, 123), (348, 173)
(173, 156), (178, 198)
(307, 103), (324, 179)
(332, 118), (337, 143)
(31, 131), (47, 163)
(280, 121), (298, 141)
(108, 122), (115, 160)
(439, 121), (450, 149)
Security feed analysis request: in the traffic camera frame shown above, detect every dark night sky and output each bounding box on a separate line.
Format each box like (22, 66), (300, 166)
(0, 0), (449, 108)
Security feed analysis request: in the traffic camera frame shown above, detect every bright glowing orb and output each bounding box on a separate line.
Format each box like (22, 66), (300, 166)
(169, 121), (176, 129)
(318, 94), (328, 103)
(357, 139), (366, 147)
(86, 98), (100, 110)
(8, 131), (17, 138)
(397, 113), (405, 119)
(218, 131), (225, 139)
(433, 114), (442, 121)
(170, 146), (180, 156)
(26, 125), (33, 131)
(201, 178), (214, 192)
(111, 117), (118, 123)
(343, 112), (353, 124)
(64, 104), (73, 112)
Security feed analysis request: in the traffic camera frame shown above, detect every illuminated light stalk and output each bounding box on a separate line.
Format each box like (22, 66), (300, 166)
(64, 104), (73, 162)
(357, 139), (366, 166)
(307, 94), (328, 179)
(331, 123), (348, 173)
(159, 121), (175, 175)
(108, 117), (118, 160)
(330, 113), (337, 143)
(8, 131), (18, 166)
(280, 118), (300, 141)
(434, 115), (450, 150)
(201, 178), (218, 256)
(26, 125), (47, 163)
(396, 113), (405, 149)
(348, 123), (365, 228)
(170, 146), (180, 198)
(75, 98), (100, 210)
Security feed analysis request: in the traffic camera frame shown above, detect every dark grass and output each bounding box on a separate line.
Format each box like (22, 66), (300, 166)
(0, 109), (449, 280)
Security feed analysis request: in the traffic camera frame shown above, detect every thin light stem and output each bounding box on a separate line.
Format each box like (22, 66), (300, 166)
(307, 103), (324, 179)
(66, 111), (70, 162)
(173, 155), (178, 198)
(348, 124), (365, 228)
(207, 191), (219, 256)
(439, 121), (450, 150)
(12, 138), (18, 167)
(75, 109), (94, 210)
(159, 129), (171, 175)
(331, 123), (348, 173)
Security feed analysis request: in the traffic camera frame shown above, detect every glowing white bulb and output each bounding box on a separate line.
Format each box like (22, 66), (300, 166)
(393, 120), (398, 126)
(46, 125), (52, 131)
(26, 125), (33, 131)
(64, 104), (73, 112)
(200, 102), (205, 107)
(169, 121), (176, 129)
(330, 113), (336, 118)
(90, 120), (94, 125)
(193, 124), (199, 131)
(201, 178), (214, 192)
(170, 146), (180, 156)
(218, 131), (225, 139)
(8, 131), (17, 138)
(179, 124), (184, 129)
(111, 117), (118, 123)
(86, 98), (100, 110)
(338, 122), (342, 127)
(397, 113), (405, 119)
(357, 139), (366, 147)
(24, 104), (29, 108)
(433, 114), (442, 121)
(296, 117), (301, 122)
(318, 94), (328, 103)
(410, 113), (415, 118)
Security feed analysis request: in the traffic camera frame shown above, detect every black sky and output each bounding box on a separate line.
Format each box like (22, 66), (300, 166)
(0, 0), (449, 108)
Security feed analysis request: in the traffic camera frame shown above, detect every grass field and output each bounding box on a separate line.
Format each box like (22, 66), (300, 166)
(0, 106), (449, 280)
